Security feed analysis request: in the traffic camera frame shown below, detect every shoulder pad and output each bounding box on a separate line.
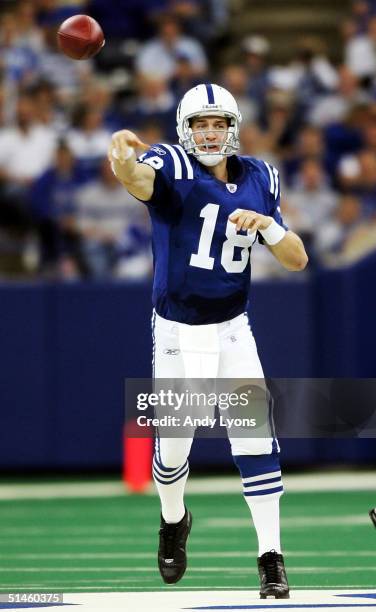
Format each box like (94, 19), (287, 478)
(242, 156), (280, 200)
(139, 143), (194, 180)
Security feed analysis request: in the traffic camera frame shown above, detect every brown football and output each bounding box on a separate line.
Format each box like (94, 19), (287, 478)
(57, 14), (105, 60)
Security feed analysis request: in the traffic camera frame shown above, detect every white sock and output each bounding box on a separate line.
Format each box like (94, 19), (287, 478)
(244, 495), (282, 556)
(153, 459), (189, 524)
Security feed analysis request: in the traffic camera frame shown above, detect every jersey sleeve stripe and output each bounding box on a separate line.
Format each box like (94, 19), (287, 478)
(264, 161), (275, 196)
(174, 144), (194, 179)
(161, 143), (182, 179)
(272, 167), (279, 200)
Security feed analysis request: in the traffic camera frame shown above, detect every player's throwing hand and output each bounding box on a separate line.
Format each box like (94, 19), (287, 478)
(229, 209), (273, 232)
(108, 129), (149, 165)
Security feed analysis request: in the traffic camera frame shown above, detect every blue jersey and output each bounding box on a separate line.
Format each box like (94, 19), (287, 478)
(137, 144), (287, 325)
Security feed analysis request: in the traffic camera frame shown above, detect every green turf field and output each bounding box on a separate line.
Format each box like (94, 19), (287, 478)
(0, 488), (374, 592)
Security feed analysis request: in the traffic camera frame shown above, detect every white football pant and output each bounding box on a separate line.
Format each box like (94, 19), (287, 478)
(152, 311), (276, 464)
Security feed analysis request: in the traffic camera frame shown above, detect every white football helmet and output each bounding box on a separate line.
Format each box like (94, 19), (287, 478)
(176, 83), (242, 167)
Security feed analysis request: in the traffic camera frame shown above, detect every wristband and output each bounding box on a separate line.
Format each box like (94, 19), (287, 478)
(111, 146), (135, 164)
(259, 219), (286, 245)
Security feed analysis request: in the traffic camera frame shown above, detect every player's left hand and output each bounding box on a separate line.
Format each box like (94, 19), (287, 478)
(229, 210), (273, 232)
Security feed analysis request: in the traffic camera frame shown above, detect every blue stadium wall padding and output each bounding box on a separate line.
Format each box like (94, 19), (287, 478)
(0, 284), (52, 466)
(313, 251), (376, 377)
(249, 278), (315, 378)
(51, 282), (153, 467)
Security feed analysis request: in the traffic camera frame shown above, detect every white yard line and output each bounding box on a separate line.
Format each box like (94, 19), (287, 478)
(0, 585), (374, 590)
(203, 515), (373, 528)
(0, 471), (374, 500)
(0, 482), (125, 500)
(0, 566), (373, 573)
(0, 551), (374, 560)
(0, 515), (372, 542)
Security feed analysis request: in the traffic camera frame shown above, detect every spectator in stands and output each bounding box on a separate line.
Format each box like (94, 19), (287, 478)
(79, 79), (123, 133)
(220, 64), (258, 124)
(135, 13), (207, 81)
(14, 0), (45, 53)
(170, 53), (203, 100)
(66, 104), (111, 183)
(0, 11), (39, 89)
(350, 0), (374, 33)
(0, 85), (5, 128)
(309, 65), (370, 128)
(29, 80), (67, 132)
(137, 121), (166, 149)
(289, 37), (338, 123)
(124, 74), (176, 141)
(323, 103), (366, 179)
(0, 92), (55, 272)
(84, 0), (168, 75)
(29, 140), (82, 275)
(337, 110), (376, 214)
(283, 125), (327, 187)
(263, 88), (297, 153)
(284, 159), (338, 259)
(0, 92), (56, 192)
(338, 149), (376, 216)
(169, 0), (229, 48)
(317, 193), (376, 265)
(342, 15), (376, 86)
(74, 158), (150, 278)
(114, 210), (152, 279)
(239, 123), (281, 170)
(241, 35), (271, 123)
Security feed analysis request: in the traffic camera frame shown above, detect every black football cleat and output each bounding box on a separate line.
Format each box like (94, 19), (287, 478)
(257, 550), (290, 599)
(158, 508), (192, 584)
(370, 508), (376, 527)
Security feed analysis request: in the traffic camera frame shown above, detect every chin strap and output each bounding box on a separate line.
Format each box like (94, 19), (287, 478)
(197, 153), (225, 167)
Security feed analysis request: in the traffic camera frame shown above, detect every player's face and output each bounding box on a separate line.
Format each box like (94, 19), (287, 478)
(190, 116), (228, 154)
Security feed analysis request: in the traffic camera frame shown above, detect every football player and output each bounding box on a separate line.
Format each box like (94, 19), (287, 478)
(109, 84), (308, 599)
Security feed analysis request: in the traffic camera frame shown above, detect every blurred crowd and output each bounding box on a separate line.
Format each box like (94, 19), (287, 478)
(0, 0), (376, 280)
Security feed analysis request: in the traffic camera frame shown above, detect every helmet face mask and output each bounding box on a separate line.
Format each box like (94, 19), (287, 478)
(176, 84), (242, 167)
